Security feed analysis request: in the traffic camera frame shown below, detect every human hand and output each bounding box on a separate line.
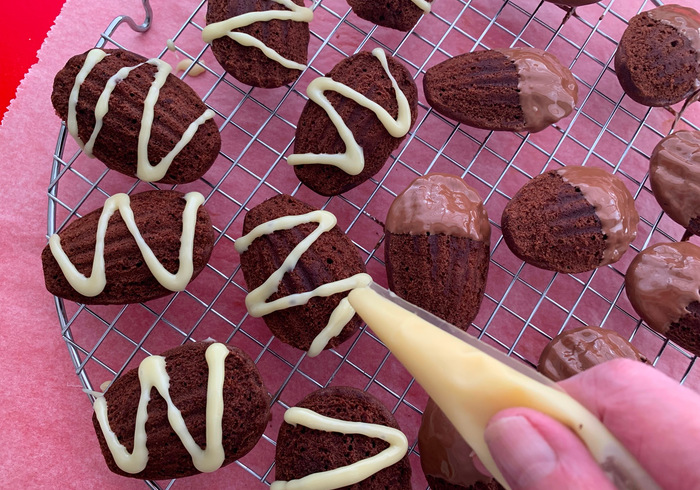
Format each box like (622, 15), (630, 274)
(480, 359), (700, 490)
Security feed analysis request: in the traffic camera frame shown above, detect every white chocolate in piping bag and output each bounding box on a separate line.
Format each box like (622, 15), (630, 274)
(347, 283), (660, 490)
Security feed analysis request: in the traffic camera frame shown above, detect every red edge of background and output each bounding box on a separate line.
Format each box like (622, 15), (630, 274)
(1, 1), (66, 122)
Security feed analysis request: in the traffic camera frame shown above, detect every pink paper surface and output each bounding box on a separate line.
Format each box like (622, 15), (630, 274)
(2, 0), (700, 488)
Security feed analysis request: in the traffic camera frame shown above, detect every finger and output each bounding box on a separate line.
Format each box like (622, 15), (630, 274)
(485, 408), (615, 490)
(559, 359), (700, 490)
(471, 450), (491, 478)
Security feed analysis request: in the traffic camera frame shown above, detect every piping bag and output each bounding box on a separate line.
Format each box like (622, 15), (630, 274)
(347, 283), (660, 490)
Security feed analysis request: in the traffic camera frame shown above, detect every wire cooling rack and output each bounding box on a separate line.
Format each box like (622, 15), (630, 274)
(48, 0), (700, 487)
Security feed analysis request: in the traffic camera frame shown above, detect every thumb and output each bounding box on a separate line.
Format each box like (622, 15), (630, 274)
(484, 408), (615, 490)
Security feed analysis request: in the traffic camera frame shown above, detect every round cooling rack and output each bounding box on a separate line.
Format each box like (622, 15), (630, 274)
(47, 0), (700, 488)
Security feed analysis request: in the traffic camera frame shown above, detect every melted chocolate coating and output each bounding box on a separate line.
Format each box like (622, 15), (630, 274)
(650, 130), (700, 232)
(538, 326), (648, 382)
(385, 173), (490, 241)
(496, 48), (578, 133)
(557, 166), (639, 266)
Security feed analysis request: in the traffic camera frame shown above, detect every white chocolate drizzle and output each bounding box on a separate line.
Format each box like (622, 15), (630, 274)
(67, 48), (216, 182)
(68, 49), (109, 146)
(287, 48), (412, 176)
(84, 62), (143, 157)
(410, 0), (431, 13)
(176, 59), (207, 77)
(201, 0), (313, 71)
(270, 406), (408, 489)
(93, 342), (230, 474)
(235, 210), (371, 356)
(49, 192), (205, 297)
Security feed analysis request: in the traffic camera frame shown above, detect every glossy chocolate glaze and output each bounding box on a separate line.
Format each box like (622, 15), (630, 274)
(650, 130), (700, 229)
(538, 326), (648, 382)
(418, 398), (495, 487)
(625, 241), (700, 333)
(496, 48), (578, 133)
(385, 173), (490, 241)
(557, 166), (639, 266)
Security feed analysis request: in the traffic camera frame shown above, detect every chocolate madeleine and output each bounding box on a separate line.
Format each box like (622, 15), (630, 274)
(274, 386), (411, 488)
(204, 0), (312, 88)
(626, 242), (700, 357)
(424, 48), (578, 133)
(538, 326), (649, 382)
(52, 49), (221, 184)
(501, 167), (638, 273)
(289, 49), (418, 196)
(92, 341), (271, 479)
(544, 0), (597, 6)
(419, 398), (503, 490)
(235, 194), (370, 353)
(650, 130), (700, 236)
(615, 5), (700, 107)
(348, 0), (432, 31)
(384, 174), (490, 331)
(42, 190), (214, 304)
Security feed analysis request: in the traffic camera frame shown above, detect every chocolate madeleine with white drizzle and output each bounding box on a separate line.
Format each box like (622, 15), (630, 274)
(204, 0), (312, 88)
(273, 386), (411, 489)
(92, 341), (270, 479)
(289, 48), (418, 196)
(52, 49), (220, 184)
(236, 194), (370, 353)
(42, 190), (214, 304)
(424, 47), (578, 133)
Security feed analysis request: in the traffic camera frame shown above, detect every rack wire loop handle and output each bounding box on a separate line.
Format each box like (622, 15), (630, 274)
(96, 0), (153, 48)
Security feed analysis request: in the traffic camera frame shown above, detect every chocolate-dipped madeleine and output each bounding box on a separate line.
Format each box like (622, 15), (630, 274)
(650, 130), (700, 236)
(204, 0), (312, 88)
(538, 326), (649, 382)
(626, 241), (700, 357)
(52, 48), (221, 184)
(419, 398), (503, 490)
(384, 173), (490, 331)
(423, 47), (578, 133)
(615, 5), (700, 107)
(501, 166), (638, 273)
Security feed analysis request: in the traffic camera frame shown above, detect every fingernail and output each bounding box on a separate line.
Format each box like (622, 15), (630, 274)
(485, 415), (557, 488)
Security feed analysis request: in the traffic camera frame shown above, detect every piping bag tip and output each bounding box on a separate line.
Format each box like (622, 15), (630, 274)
(347, 284), (660, 490)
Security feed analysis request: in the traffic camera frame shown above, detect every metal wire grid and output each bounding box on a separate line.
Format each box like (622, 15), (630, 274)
(47, 0), (700, 487)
